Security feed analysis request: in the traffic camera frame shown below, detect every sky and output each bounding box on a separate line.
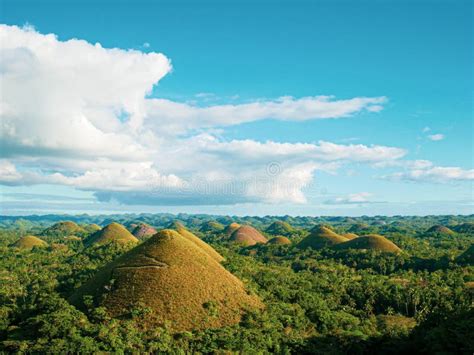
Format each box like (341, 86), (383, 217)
(0, 0), (472, 216)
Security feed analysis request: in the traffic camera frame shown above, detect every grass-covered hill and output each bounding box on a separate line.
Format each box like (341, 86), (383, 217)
(425, 225), (456, 236)
(10, 235), (48, 249)
(169, 221), (224, 262)
(265, 221), (294, 236)
(41, 221), (86, 237)
(131, 223), (157, 239)
(200, 220), (225, 233)
(84, 222), (139, 247)
(335, 234), (402, 254)
(223, 222), (241, 236)
(297, 225), (348, 249)
(229, 225), (268, 246)
(267, 236), (291, 245)
(69, 229), (262, 331)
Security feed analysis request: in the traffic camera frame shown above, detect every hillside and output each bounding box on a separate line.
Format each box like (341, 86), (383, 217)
(265, 221), (294, 236)
(84, 222), (139, 246)
(342, 233), (358, 240)
(335, 234), (402, 253)
(456, 244), (474, 265)
(69, 229), (262, 331)
(425, 225), (455, 235)
(131, 223), (157, 239)
(10, 235), (48, 249)
(200, 221), (225, 233)
(267, 236), (291, 245)
(169, 221), (224, 262)
(452, 222), (474, 234)
(297, 225), (348, 249)
(223, 222), (241, 236)
(41, 221), (85, 236)
(230, 225), (268, 246)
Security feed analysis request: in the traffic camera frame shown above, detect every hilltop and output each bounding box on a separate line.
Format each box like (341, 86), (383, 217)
(452, 222), (474, 234)
(456, 244), (474, 265)
(200, 221), (225, 233)
(41, 221), (86, 236)
(335, 234), (402, 254)
(230, 225), (268, 246)
(267, 236), (291, 245)
(131, 223), (157, 239)
(10, 235), (48, 250)
(69, 229), (262, 331)
(425, 225), (455, 236)
(341, 233), (358, 240)
(223, 222), (241, 236)
(297, 225), (348, 249)
(169, 221), (224, 262)
(265, 221), (294, 236)
(84, 222), (139, 247)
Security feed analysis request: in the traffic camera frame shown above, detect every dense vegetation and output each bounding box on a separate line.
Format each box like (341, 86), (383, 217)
(0, 214), (473, 353)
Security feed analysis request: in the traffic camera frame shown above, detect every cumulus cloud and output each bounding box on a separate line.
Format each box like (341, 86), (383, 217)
(428, 133), (445, 141)
(324, 192), (381, 205)
(386, 166), (474, 183)
(0, 24), (404, 205)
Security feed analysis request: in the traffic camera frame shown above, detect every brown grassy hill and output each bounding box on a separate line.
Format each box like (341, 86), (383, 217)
(425, 225), (455, 235)
(132, 224), (157, 239)
(169, 223), (224, 262)
(335, 234), (401, 254)
(456, 244), (474, 265)
(297, 225), (348, 249)
(84, 222), (139, 247)
(223, 222), (241, 236)
(200, 221), (225, 233)
(10, 235), (48, 249)
(267, 236), (291, 245)
(230, 226), (268, 246)
(41, 221), (85, 236)
(85, 224), (102, 233)
(69, 229), (262, 331)
(64, 235), (82, 241)
(342, 233), (358, 240)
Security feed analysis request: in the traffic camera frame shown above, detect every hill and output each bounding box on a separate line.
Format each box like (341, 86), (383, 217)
(335, 234), (402, 253)
(297, 225), (348, 249)
(131, 223), (157, 239)
(342, 233), (358, 240)
(230, 225), (268, 246)
(200, 221), (225, 233)
(456, 244), (474, 265)
(223, 222), (241, 236)
(169, 221), (224, 262)
(265, 221), (294, 236)
(425, 225), (455, 235)
(267, 236), (291, 245)
(452, 222), (474, 234)
(10, 235), (48, 249)
(69, 229), (262, 331)
(84, 222), (139, 247)
(41, 221), (85, 236)
(84, 223), (102, 233)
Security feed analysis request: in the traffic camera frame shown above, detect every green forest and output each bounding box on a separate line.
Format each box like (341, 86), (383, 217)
(1, 214), (473, 354)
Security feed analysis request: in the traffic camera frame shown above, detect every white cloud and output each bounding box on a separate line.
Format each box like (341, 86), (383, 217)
(0, 24), (405, 206)
(386, 166), (474, 183)
(325, 192), (378, 205)
(428, 133), (445, 141)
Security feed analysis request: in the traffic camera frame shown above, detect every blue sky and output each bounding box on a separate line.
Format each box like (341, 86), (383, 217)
(0, 0), (472, 216)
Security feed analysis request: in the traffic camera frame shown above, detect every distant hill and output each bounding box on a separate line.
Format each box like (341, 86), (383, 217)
(265, 221), (294, 236)
(84, 222), (139, 247)
(200, 221), (225, 233)
(456, 244), (474, 265)
(10, 235), (48, 250)
(341, 233), (358, 240)
(41, 221), (85, 236)
(425, 225), (455, 236)
(69, 229), (262, 331)
(267, 236), (291, 245)
(297, 225), (348, 249)
(223, 222), (241, 236)
(169, 221), (224, 262)
(84, 223), (101, 233)
(335, 234), (401, 254)
(452, 222), (474, 234)
(131, 223), (157, 239)
(230, 225), (268, 246)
